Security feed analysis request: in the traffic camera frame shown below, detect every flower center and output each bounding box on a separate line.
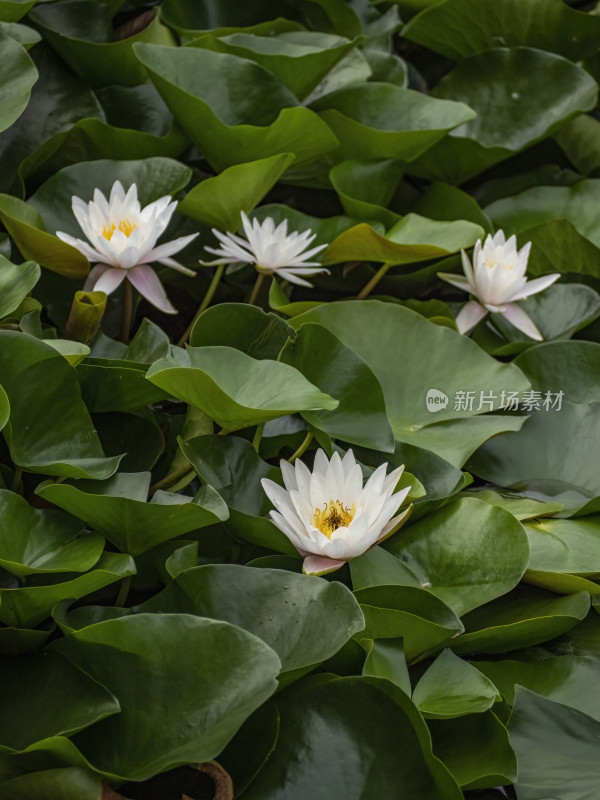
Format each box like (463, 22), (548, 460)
(313, 499), (355, 538)
(102, 219), (137, 241)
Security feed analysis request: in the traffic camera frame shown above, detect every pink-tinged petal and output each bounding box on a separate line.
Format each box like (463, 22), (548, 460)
(83, 263), (109, 292)
(144, 233), (199, 265)
(500, 303), (543, 341)
(127, 265), (177, 314)
(509, 273), (560, 301)
(455, 301), (488, 334)
(94, 267), (127, 295)
(303, 555), (346, 576)
(438, 272), (471, 293)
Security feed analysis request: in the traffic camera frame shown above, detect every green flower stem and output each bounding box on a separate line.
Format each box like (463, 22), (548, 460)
(289, 431), (313, 463)
(252, 421), (265, 453)
(9, 467), (22, 493)
(177, 263), (226, 347)
(119, 279), (133, 344)
(357, 262), (392, 300)
(248, 272), (266, 305)
(149, 463), (194, 495)
(114, 575), (132, 608)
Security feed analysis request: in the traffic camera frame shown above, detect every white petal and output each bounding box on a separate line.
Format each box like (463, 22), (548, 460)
(94, 267), (127, 295)
(499, 303), (543, 341)
(144, 233), (199, 265)
(127, 265), (176, 314)
(509, 273), (560, 301)
(438, 272), (471, 293)
(455, 301), (488, 334)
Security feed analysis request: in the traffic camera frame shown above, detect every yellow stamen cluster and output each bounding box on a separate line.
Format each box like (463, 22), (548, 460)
(102, 219), (137, 241)
(313, 499), (355, 538)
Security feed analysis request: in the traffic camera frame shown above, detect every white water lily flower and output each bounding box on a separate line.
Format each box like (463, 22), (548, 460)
(56, 181), (198, 314)
(203, 211), (330, 287)
(261, 449), (412, 576)
(438, 230), (560, 340)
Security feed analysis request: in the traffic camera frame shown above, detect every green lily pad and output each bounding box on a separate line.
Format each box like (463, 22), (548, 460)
(179, 153), (295, 233)
(0, 0), (37, 23)
(146, 345), (338, 432)
(29, 157), (192, 239)
(0, 650), (119, 750)
(450, 586), (590, 656)
(280, 322), (394, 452)
(78, 359), (167, 413)
(310, 82), (475, 162)
(485, 179), (600, 250)
(181, 434), (297, 554)
(0, 622), (55, 656)
(36, 471), (228, 556)
(329, 158), (405, 228)
(242, 676), (462, 800)
(525, 517), (600, 580)
(29, 2), (175, 89)
(192, 30), (358, 101)
(0, 255), (39, 319)
(0, 194), (89, 279)
(353, 584), (463, 663)
(323, 213), (484, 266)
(138, 563), (364, 682)
(412, 649), (500, 718)
(384, 498), (530, 616)
(0, 489), (103, 577)
(0, 30), (37, 134)
(468, 341), (600, 502)
(476, 655), (600, 723)
(189, 303), (294, 359)
(403, 0), (600, 61)
(509, 687), (600, 800)
(428, 711), (517, 790)
(0, 332), (121, 479)
(290, 301), (529, 466)
(0, 769), (102, 800)
(159, 0), (303, 39)
(361, 638), (411, 695)
(0, 552), (136, 628)
(413, 48), (598, 184)
(134, 43), (339, 171)
(53, 613), (280, 781)
(459, 489), (563, 521)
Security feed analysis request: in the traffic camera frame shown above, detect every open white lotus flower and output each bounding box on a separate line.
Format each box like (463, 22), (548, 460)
(56, 181), (198, 314)
(438, 230), (560, 340)
(203, 211), (330, 287)
(261, 449), (412, 576)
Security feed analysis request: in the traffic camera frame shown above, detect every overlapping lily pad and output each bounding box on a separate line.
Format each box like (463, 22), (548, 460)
(146, 345), (338, 431)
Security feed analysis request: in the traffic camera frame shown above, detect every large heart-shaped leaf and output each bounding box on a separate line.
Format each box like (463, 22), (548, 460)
(36, 472), (228, 556)
(310, 82), (475, 162)
(280, 322), (394, 452)
(509, 688), (600, 800)
(291, 301), (529, 465)
(403, 0), (600, 62)
(0, 489), (103, 577)
(134, 43), (339, 170)
(53, 613), (280, 781)
(0, 651), (119, 750)
(0, 30), (37, 134)
(146, 345), (338, 431)
(0, 552), (135, 628)
(413, 48), (597, 184)
(138, 564), (364, 682)
(384, 498), (530, 616)
(0, 332), (121, 478)
(29, 2), (175, 88)
(241, 676), (462, 800)
(189, 303), (294, 359)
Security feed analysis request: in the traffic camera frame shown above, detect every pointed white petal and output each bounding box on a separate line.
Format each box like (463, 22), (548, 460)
(509, 273), (560, 301)
(127, 265), (177, 314)
(93, 267), (127, 295)
(455, 301), (488, 334)
(500, 303), (543, 341)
